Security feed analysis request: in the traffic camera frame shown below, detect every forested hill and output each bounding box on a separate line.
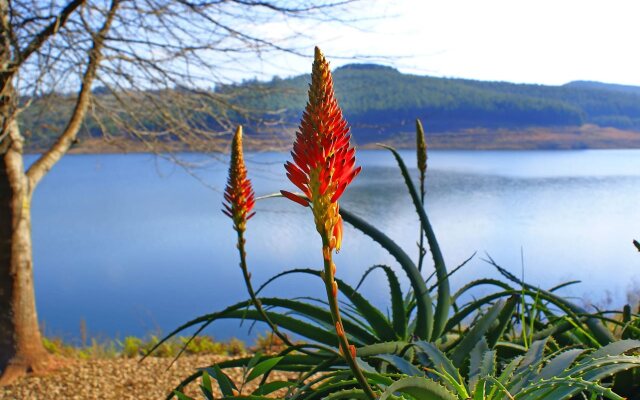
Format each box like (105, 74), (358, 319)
(21, 64), (640, 152)
(221, 64), (640, 145)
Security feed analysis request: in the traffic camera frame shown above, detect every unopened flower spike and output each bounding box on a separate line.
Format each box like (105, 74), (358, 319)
(223, 126), (256, 232)
(416, 119), (427, 178)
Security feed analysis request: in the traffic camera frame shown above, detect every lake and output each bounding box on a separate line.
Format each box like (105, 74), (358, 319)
(30, 149), (640, 343)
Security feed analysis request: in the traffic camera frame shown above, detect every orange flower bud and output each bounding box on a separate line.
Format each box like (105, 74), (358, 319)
(349, 344), (357, 359)
(323, 246), (331, 261)
(335, 321), (345, 337)
(223, 126), (256, 231)
(333, 216), (343, 252)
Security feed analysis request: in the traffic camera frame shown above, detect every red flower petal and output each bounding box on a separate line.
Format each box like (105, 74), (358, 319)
(280, 190), (310, 207)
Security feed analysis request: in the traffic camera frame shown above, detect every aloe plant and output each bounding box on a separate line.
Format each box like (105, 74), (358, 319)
(145, 49), (640, 400)
(374, 338), (640, 400)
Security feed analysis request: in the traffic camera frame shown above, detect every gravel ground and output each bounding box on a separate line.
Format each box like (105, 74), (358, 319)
(0, 355), (298, 400)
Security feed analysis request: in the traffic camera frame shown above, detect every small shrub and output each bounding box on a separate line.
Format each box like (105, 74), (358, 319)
(181, 335), (226, 355)
(225, 338), (246, 356)
(143, 335), (176, 358)
(42, 337), (62, 355)
(253, 332), (287, 354)
(122, 336), (144, 358)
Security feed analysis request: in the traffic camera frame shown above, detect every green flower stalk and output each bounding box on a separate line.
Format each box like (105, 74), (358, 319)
(416, 119), (428, 271)
(281, 47), (375, 399)
(223, 125), (293, 349)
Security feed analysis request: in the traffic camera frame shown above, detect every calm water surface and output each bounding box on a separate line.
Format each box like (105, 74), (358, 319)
(31, 150), (640, 341)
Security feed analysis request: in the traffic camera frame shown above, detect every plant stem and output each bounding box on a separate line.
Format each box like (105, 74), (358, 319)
(236, 229), (295, 349)
(417, 178), (426, 272)
(321, 243), (377, 400)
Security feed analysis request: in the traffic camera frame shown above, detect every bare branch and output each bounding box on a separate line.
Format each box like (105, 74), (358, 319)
(26, 0), (120, 186)
(12, 0), (85, 72)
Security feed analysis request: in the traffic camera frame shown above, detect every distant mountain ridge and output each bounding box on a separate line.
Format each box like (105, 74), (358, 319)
(221, 64), (640, 145)
(564, 80), (640, 95)
(20, 63), (640, 152)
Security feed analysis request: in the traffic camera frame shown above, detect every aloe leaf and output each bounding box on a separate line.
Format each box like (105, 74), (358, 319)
(487, 295), (519, 348)
(305, 379), (368, 400)
(445, 292), (511, 333)
(167, 371), (202, 400)
(561, 355), (640, 380)
(246, 356), (284, 382)
(515, 376), (626, 400)
(355, 357), (377, 373)
(536, 349), (585, 381)
(246, 352), (263, 373)
(341, 207), (433, 341)
(207, 365), (237, 397)
(166, 349), (333, 400)
(373, 354), (424, 376)
(486, 355), (522, 400)
(523, 356), (640, 400)
(585, 339), (640, 360)
(200, 370), (214, 400)
(221, 308), (338, 347)
(333, 277), (397, 341)
(173, 391), (196, 400)
(428, 252), (476, 292)
(379, 377), (458, 400)
(548, 280), (581, 292)
(508, 339), (548, 393)
(414, 341), (463, 387)
(323, 389), (371, 400)
(260, 297), (376, 344)
(379, 145), (451, 340)
(469, 337), (493, 393)
(357, 341), (410, 357)
(251, 381), (296, 396)
(453, 278), (514, 301)
(357, 265), (407, 340)
(260, 267), (396, 342)
(486, 255), (614, 344)
(472, 379), (486, 400)
(450, 300), (506, 368)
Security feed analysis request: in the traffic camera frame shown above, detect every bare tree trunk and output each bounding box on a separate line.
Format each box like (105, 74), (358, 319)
(0, 1), (119, 384)
(0, 120), (49, 385)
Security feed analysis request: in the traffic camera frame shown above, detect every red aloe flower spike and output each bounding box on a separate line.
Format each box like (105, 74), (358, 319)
(281, 47), (375, 400)
(282, 46), (360, 251)
(222, 126), (256, 232)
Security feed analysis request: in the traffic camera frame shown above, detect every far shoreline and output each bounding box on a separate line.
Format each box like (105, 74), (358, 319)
(24, 124), (640, 155)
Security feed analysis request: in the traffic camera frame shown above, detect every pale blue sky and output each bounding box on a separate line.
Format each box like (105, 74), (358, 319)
(242, 0), (640, 86)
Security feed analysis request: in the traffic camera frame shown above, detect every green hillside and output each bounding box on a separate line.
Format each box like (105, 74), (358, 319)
(220, 64), (640, 143)
(19, 64), (640, 151)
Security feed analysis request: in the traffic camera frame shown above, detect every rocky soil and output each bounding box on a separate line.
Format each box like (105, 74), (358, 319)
(0, 355), (297, 400)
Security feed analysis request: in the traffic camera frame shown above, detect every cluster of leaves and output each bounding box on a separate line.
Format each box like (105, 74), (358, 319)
(147, 138), (640, 399)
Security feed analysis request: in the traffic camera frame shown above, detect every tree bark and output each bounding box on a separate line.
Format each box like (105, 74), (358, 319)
(0, 120), (50, 385)
(0, 1), (120, 384)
